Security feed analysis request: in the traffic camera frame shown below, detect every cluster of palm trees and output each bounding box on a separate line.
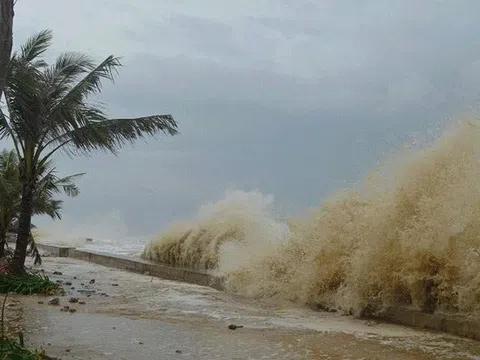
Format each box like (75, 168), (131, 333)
(0, 5), (178, 274)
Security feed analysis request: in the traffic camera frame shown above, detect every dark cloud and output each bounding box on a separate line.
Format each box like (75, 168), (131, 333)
(6, 0), (480, 235)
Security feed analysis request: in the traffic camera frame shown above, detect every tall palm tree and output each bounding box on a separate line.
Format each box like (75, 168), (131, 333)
(0, 0), (14, 97)
(0, 148), (83, 263)
(0, 30), (178, 273)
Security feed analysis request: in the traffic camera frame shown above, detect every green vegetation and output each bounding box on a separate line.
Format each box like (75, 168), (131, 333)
(0, 337), (47, 360)
(0, 273), (59, 295)
(0, 149), (83, 264)
(0, 29), (178, 274)
(1, 293), (50, 360)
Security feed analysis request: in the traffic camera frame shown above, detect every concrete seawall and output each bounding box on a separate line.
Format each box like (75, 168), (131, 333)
(69, 248), (224, 291)
(35, 243), (480, 341)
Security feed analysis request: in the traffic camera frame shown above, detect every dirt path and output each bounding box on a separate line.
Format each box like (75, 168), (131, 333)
(7, 257), (480, 359)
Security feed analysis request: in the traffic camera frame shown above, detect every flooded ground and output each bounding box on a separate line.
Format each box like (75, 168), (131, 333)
(8, 257), (480, 359)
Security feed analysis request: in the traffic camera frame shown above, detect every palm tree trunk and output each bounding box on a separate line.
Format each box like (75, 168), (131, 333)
(10, 183), (34, 274)
(0, 228), (6, 258)
(0, 0), (14, 97)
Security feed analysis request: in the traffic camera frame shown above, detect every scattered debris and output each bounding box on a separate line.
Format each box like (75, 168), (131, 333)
(228, 324), (244, 330)
(48, 297), (60, 305)
(77, 289), (95, 295)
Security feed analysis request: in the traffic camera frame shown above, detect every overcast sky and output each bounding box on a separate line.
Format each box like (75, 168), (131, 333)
(6, 0), (480, 237)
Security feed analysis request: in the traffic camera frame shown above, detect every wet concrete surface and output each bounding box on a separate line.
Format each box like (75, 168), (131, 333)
(10, 257), (480, 359)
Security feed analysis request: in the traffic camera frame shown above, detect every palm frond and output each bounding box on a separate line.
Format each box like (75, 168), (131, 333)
(31, 198), (62, 220)
(18, 29), (52, 64)
(54, 55), (121, 109)
(38, 55), (122, 146)
(28, 233), (42, 265)
(47, 114), (178, 157)
(43, 52), (96, 101)
(53, 173), (84, 197)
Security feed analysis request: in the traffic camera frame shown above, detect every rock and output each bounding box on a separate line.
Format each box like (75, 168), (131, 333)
(71, 287), (75, 290)
(69, 297), (79, 303)
(111, 283), (119, 287)
(78, 301), (86, 305)
(64, 282), (72, 286)
(89, 279), (95, 284)
(61, 305), (70, 312)
(73, 276), (77, 279)
(48, 297), (60, 306)
(68, 308), (76, 313)
(176, 350), (182, 354)
(138, 341), (144, 345)
(78, 289), (95, 294)
(65, 349), (71, 352)
(55, 280), (62, 284)
(38, 301), (44, 304)
(53, 271), (62, 275)
(228, 324), (244, 330)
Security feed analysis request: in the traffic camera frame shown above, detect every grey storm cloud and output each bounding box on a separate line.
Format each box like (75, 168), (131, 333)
(5, 0), (480, 236)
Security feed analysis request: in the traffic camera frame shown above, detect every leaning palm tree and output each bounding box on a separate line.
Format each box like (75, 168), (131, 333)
(0, 148), (83, 264)
(0, 30), (178, 273)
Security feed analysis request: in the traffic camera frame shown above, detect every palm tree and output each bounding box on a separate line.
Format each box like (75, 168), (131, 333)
(0, 148), (83, 263)
(0, 0), (14, 97)
(0, 30), (178, 273)
(0, 149), (19, 258)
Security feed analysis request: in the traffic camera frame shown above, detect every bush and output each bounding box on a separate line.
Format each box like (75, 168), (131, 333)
(0, 336), (47, 360)
(0, 274), (59, 295)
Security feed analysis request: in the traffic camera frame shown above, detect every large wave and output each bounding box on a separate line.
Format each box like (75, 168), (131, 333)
(143, 121), (480, 316)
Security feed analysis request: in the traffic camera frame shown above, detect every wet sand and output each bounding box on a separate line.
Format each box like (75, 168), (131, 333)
(8, 257), (480, 359)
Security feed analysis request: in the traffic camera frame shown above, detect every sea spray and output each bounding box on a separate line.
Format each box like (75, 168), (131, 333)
(146, 120), (480, 315)
(142, 190), (290, 271)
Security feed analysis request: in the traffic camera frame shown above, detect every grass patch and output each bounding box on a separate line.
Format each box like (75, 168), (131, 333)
(0, 274), (59, 295)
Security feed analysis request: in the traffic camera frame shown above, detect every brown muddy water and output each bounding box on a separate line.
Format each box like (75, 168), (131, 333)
(3, 257), (478, 359)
